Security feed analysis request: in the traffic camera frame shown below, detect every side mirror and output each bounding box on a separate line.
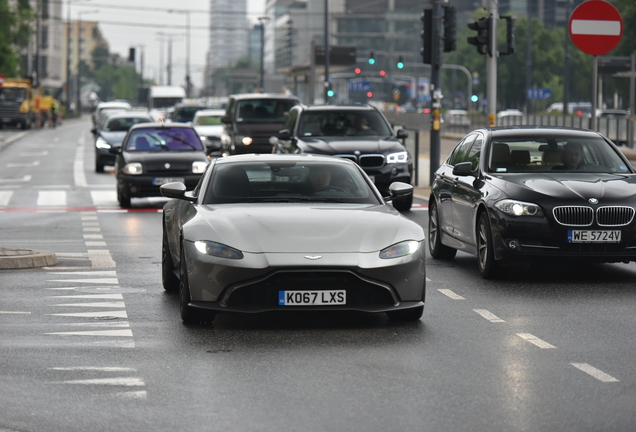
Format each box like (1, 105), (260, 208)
(278, 129), (291, 140)
(452, 161), (474, 176)
(221, 116), (231, 124)
(91, 128), (97, 135)
(108, 146), (122, 155)
(160, 182), (191, 201)
(396, 129), (409, 139)
(388, 181), (413, 198)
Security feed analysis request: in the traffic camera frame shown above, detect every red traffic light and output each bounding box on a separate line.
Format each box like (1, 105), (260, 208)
(366, 91), (373, 97)
(354, 67), (361, 74)
(379, 70), (387, 77)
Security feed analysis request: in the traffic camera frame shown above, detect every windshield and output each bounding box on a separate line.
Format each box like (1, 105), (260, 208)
(125, 128), (204, 152)
(203, 161), (379, 205)
(235, 99), (297, 123)
(173, 106), (204, 121)
(488, 135), (632, 174)
(104, 116), (152, 132)
(195, 115), (223, 126)
(0, 87), (27, 101)
(297, 110), (392, 137)
(152, 97), (183, 109)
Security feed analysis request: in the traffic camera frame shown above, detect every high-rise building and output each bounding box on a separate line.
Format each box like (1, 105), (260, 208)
(206, 0), (249, 73)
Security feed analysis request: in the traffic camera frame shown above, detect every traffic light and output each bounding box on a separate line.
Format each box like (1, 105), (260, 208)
(396, 56), (404, 69)
(443, 5), (457, 53)
(327, 88), (335, 98)
(368, 51), (376, 65)
(379, 70), (387, 77)
(467, 16), (491, 55)
(501, 15), (516, 56)
(128, 47), (136, 62)
(420, 9), (432, 64)
(471, 95), (479, 103)
(366, 91), (373, 98)
(354, 67), (362, 75)
(326, 82), (334, 98)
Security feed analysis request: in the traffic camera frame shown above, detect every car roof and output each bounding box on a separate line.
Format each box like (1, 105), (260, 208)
(300, 104), (376, 112)
(482, 126), (604, 139)
(229, 93), (301, 101)
(194, 109), (225, 116)
(213, 153), (357, 166)
(128, 122), (196, 131)
(174, 102), (207, 108)
(97, 101), (131, 109)
(103, 111), (154, 120)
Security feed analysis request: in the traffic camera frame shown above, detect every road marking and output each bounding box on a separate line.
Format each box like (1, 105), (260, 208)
(438, 289), (465, 299)
(116, 390), (147, 399)
(37, 190), (66, 206)
(52, 302), (126, 308)
(50, 367), (136, 372)
(57, 377), (145, 386)
(474, 309), (505, 322)
(91, 190), (117, 206)
(571, 363), (619, 382)
(0, 311), (31, 314)
(86, 241), (107, 247)
(19, 151), (48, 156)
(83, 227), (101, 232)
(517, 333), (556, 349)
(82, 215), (98, 220)
(87, 250), (116, 269)
(6, 161), (40, 167)
(0, 191), (13, 206)
(49, 294), (124, 300)
(49, 278), (119, 284)
(46, 329), (133, 337)
(0, 175), (31, 183)
(83, 234), (104, 240)
(48, 310), (128, 318)
(47, 271), (116, 276)
(74, 137), (87, 187)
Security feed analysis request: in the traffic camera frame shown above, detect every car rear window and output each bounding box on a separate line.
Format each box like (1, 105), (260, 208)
(105, 117), (151, 132)
(235, 99), (298, 123)
(297, 110), (392, 137)
(125, 128), (204, 152)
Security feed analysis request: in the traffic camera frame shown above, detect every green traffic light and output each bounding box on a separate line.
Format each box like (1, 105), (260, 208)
(368, 58), (376, 65)
(471, 95), (479, 102)
(327, 90), (335, 97)
(396, 62), (404, 69)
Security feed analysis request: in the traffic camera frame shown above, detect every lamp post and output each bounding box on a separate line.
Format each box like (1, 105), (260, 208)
(258, 16), (270, 92)
(65, 0), (91, 112)
(168, 9), (191, 97)
(156, 32), (184, 87)
(76, 9), (99, 113)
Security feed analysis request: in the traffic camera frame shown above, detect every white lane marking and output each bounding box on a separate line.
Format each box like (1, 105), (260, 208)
(48, 310), (128, 318)
(36, 184), (70, 189)
(51, 302), (126, 308)
(0, 175), (31, 183)
(474, 309), (505, 322)
(19, 151), (48, 156)
(0, 311), (31, 314)
(517, 333), (556, 349)
(87, 250), (116, 269)
(0, 191), (13, 206)
(6, 161), (40, 167)
(409, 207), (429, 212)
(91, 190), (117, 206)
(571, 19), (621, 36)
(37, 190), (67, 206)
(47, 271), (116, 276)
(55, 321), (130, 328)
(571, 363), (619, 382)
(57, 377), (144, 386)
(82, 221), (99, 226)
(49, 294), (124, 300)
(50, 367), (136, 372)
(48, 278), (118, 284)
(85, 241), (107, 247)
(74, 137), (87, 188)
(83, 227), (101, 232)
(116, 390), (147, 399)
(438, 289), (465, 300)
(81, 216), (98, 220)
(83, 234), (104, 239)
(46, 329), (133, 337)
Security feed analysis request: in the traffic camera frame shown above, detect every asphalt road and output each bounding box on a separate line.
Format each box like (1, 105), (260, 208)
(1, 118), (636, 431)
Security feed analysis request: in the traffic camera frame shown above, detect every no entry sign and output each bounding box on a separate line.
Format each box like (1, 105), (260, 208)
(569, 0), (623, 56)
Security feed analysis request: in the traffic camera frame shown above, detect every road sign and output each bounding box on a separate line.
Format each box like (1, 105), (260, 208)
(348, 81), (371, 92)
(527, 88), (552, 100)
(569, 0), (622, 56)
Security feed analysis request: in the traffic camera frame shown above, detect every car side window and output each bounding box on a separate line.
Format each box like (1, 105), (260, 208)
(467, 136), (483, 170)
(284, 108), (299, 133)
(448, 134), (477, 167)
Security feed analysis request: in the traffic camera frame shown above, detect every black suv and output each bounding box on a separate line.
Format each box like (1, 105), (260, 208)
(169, 102), (207, 123)
(221, 93), (301, 154)
(277, 104), (413, 211)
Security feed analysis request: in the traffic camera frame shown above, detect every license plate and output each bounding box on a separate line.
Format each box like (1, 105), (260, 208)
(568, 230), (621, 243)
(278, 290), (346, 306)
(153, 177), (184, 186)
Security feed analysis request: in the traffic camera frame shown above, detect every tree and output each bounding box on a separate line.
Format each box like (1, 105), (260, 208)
(0, 0), (34, 77)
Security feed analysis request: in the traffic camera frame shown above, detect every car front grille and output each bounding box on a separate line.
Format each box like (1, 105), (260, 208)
(553, 206), (635, 226)
(222, 269), (396, 308)
(335, 154), (385, 169)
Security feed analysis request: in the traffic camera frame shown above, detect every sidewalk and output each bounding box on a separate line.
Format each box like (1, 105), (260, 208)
(0, 247), (58, 269)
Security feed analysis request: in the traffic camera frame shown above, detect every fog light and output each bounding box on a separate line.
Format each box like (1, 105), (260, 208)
(508, 239), (520, 250)
(391, 167), (398, 175)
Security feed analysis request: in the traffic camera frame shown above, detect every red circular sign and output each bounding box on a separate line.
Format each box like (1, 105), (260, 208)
(569, 0), (623, 56)
(0, 73), (5, 86)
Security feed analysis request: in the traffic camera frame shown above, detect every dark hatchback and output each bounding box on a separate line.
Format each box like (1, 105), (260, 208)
(277, 104), (413, 211)
(92, 111), (155, 172)
(428, 126), (636, 278)
(112, 123), (209, 207)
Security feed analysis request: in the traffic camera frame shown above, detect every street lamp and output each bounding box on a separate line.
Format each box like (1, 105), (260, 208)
(65, 0), (91, 112)
(257, 16), (270, 92)
(156, 32), (184, 86)
(168, 9), (191, 97)
(76, 9), (99, 113)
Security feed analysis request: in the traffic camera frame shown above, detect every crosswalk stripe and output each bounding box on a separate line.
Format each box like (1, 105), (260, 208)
(52, 302), (126, 308)
(91, 190), (117, 206)
(46, 329), (133, 337)
(48, 310), (128, 318)
(37, 190), (67, 206)
(58, 377), (144, 386)
(0, 191), (13, 206)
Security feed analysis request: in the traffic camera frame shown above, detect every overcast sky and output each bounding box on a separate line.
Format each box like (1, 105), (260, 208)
(65, 0), (266, 93)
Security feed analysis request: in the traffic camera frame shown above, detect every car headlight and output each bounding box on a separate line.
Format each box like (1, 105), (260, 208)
(95, 137), (111, 149)
(379, 240), (420, 259)
(241, 136), (253, 145)
(192, 161), (208, 174)
(494, 199), (544, 217)
(194, 240), (243, 259)
(199, 135), (208, 142)
(221, 133), (231, 145)
(122, 163), (143, 175)
(387, 151), (409, 164)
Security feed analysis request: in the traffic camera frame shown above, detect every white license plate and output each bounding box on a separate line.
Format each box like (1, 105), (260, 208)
(568, 230), (621, 243)
(153, 177), (184, 186)
(278, 290), (346, 306)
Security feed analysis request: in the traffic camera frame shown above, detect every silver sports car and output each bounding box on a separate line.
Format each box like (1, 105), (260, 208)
(161, 154), (426, 323)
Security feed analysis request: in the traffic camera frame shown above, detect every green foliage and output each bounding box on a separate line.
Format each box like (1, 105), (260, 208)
(0, 0), (34, 77)
(89, 47), (140, 102)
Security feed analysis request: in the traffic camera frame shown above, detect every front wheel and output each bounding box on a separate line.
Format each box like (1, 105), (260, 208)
(477, 212), (501, 279)
(117, 186), (131, 208)
(428, 200), (457, 260)
(162, 229), (179, 292)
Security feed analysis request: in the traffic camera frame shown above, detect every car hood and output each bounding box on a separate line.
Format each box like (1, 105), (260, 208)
(297, 136), (403, 155)
(186, 204), (424, 254)
(490, 173), (636, 203)
(98, 131), (127, 145)
(235, 122), (285, 137)
(122, 151), (208, 171)
(194, 125), (223, 137)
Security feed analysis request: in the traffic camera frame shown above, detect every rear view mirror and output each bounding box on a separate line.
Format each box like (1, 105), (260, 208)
(278, 129), (291, 140)
(221, 116), (231, 124)
(396, 129), (409, 139)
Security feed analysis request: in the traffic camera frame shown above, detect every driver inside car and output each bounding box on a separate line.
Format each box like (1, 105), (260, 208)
(307, 165), (333, 193)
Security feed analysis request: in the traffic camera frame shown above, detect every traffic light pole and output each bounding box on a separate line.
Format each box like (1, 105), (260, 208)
(429, 0), (443, 186)
(487, 0), (498, 126)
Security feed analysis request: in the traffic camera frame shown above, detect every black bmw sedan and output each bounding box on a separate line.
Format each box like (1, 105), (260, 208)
(428, 126), (636, 278)
(112, 122), (209, 208)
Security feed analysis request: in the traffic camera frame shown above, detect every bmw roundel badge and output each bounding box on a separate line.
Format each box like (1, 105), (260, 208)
(588, 198), (598, 204)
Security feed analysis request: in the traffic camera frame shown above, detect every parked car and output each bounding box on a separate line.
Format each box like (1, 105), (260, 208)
(221, 93), (301, 154)
(496, 109), (524, 118)
(428, 126), (636, 278)
(597, 109), (630, 118)
(277, 104), (413, 211)
(91, 111), (155, 172)
(445, 109), (471, 126)
(192, 109), (225, 155)
(160, 153), (424, 324)
(111, 122), (208, 208)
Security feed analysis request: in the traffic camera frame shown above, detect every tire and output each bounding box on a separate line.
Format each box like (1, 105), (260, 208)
(95, 157), (105, 173)
(387, 306), (424, 322)
(392, 194), (413, 212)
(477, 211), (501, 279)
(428, 200), (457, 260)
(162, 228), (179, 292)
(117, 187), (131, 208)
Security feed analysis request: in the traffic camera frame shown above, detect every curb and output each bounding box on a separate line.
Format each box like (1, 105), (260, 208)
(0, 248), (58, 270)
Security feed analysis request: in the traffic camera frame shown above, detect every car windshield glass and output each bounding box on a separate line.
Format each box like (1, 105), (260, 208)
(203, 161), (380, 205)
(488, 135), (632, 174)
(297, 110), (392, 137)
(195, 115), (223, 126)
(174, 107), (203, 120)
(0, 87), (27, 100)
(105, 117), (151, 132)
(125, 128), (204, 152)
(235, 99), (297, 123)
